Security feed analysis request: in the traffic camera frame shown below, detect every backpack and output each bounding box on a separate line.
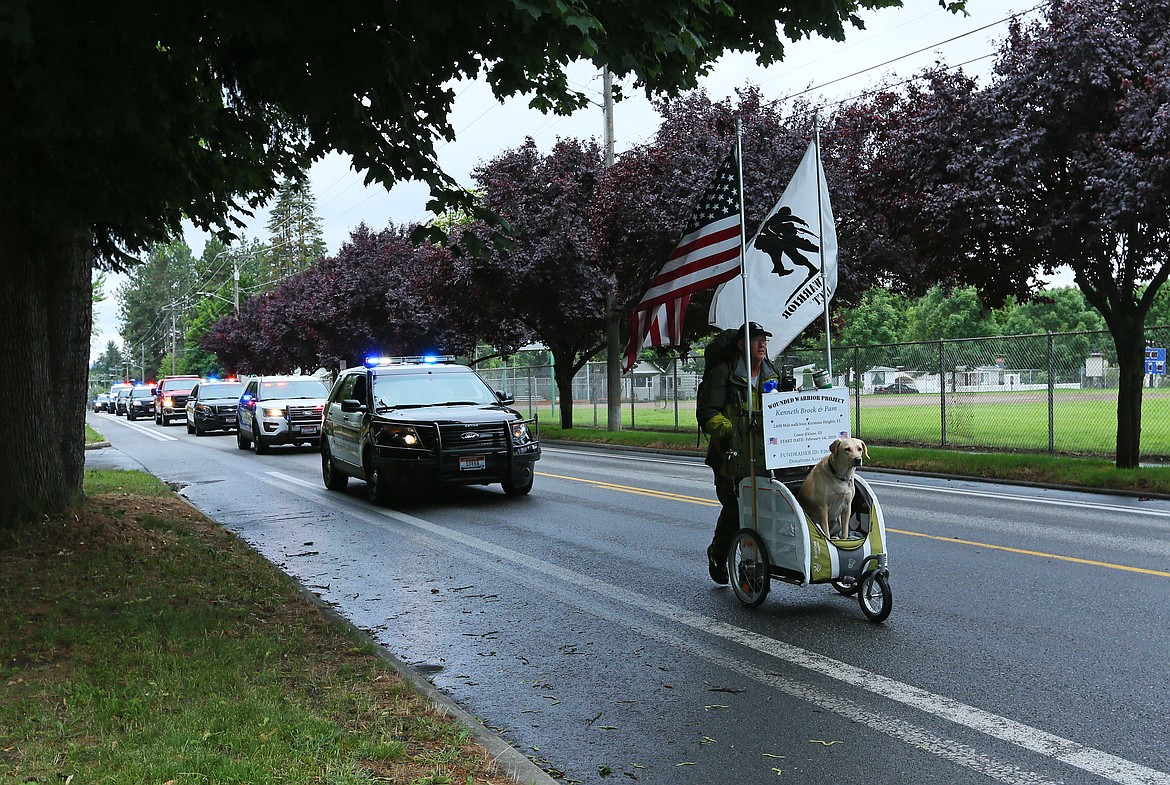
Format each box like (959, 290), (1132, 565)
(695, 328), (741, 446)
(703, 328), (741, 369)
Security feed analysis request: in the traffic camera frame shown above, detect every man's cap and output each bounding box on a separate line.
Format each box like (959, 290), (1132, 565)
(739, 322), (772, 339)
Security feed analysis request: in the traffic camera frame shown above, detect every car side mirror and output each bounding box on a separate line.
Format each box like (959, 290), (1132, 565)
(495, 390), (515, 406)
(340, 399), (366, 413)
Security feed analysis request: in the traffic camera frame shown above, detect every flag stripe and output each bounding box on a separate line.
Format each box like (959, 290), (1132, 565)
(636, 263), (740, 312)
(640, 243), (741, 298)
(624, 149), (742, 372)
(667, 219), (741, 264)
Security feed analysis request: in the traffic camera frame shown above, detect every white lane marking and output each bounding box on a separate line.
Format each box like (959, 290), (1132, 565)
(865, 478), (1170, 519)
(97, 416), (178, 441)
(543, 446), (1170, 519)
(266, 470), (1169, 785)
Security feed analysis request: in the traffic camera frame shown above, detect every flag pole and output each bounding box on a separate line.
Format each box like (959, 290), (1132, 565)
(735, 120), (752, 424)
(733, 119), (760, 529)
(814, 115), (832, 377)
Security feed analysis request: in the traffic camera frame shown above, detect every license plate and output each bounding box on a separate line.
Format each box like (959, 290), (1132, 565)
(459, 455), (486, 471)
(298, 425), (319, 435)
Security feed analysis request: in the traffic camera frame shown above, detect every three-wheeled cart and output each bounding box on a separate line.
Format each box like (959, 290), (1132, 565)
(726, 471), (892, 623)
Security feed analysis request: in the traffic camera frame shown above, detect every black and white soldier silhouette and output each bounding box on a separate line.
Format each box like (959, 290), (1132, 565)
(754, 206), (820, 285)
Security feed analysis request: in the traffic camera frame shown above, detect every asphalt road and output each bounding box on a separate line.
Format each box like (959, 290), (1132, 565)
(86, 412), (1170, 785)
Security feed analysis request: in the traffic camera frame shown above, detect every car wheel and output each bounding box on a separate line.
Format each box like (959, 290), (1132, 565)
(161, 414), (170, 426)
(252, 418), (269, 454)
(321, 443), (348, 491)
(194, 419), (205, 437)
(127, 411), (136, 421)
(364, 454), (391, 505)
(236, 426), (251, 451)
(186, 419), (195, 434)
(155, 413), (161, 425)
(503, 472), (534, 496)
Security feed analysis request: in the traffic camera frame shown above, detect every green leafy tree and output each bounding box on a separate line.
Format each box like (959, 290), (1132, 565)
(905, 285), (996, 342)
(264, 179), (327, 282)
(0, 0), (968, 527)
(996, 287), (1106, 336)
(183, 298), (230, 378)
(1142, 286), (1170, 329)
(116, 240), (198, 379)
(88, 341), (124, 397)
(837, 287), (910, 347)
(834, 287), (910, 373)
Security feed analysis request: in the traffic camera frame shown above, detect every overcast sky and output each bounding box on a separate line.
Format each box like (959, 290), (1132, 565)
(92, 0), (1049, 361)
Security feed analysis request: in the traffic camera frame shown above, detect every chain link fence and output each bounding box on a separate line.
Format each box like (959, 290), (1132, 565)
(474, 326), (1170, 461)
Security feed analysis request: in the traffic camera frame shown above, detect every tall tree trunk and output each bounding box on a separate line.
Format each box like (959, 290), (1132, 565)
(554, 359), (575, 429)
(0, 219), (92, 529)
(1112, 318), (1145, 469)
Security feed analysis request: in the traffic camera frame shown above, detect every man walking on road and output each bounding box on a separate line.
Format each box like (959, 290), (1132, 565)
(696, 322), (779, 584)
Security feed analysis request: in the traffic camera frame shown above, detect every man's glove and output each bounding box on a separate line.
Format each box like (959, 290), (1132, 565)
(702, 413), (734, 440)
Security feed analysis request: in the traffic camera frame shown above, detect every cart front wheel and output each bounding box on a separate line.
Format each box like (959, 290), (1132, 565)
(858, 572), (892, 623)
(831, 578), (859, 597)
(727, 528), (770, 608)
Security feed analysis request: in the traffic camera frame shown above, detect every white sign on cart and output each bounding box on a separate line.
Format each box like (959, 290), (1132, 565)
(762, 389), (851, 469)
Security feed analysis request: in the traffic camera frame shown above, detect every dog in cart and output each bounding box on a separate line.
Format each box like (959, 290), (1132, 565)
(725, 436), (892, 623)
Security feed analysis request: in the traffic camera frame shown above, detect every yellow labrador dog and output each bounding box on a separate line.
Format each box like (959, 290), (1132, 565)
(797, 437), (869, 539)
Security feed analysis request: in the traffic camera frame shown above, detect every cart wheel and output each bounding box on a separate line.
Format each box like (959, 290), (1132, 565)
(831, 578), (859, 597)
(858, 572), (892, 623)
(727, 529), (770, 608)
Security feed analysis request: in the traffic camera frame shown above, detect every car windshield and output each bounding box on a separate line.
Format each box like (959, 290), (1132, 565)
(131, 388), (154, 398)
(372, 371), (496, 410)
(260, 379), (328, 399)
(201, 383), (244, 399)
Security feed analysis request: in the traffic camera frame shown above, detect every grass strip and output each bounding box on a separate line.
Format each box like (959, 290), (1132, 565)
(1, 470), (513, 785)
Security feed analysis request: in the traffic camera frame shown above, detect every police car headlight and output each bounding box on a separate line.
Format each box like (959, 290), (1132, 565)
(510, 422), (532, 444)
(264, 407), (286, 418)
(376, 424), (422, 448)
(196, 404), (212, 414)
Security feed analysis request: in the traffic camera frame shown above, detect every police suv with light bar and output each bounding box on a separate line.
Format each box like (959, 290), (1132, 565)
(320, 356), (540, 502)
(236, 374), (331, 454)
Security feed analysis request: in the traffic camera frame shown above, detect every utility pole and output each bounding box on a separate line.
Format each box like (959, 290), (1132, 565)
(233, 263), (240, 314)
(602, 67), (623, 431)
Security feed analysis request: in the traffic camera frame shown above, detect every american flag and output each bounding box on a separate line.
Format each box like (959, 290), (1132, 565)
(623, 150), (742, 372)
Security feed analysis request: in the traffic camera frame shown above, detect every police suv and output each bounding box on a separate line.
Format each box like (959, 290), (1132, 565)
(321, 356), (540, 503)
(236, 375), (330, 454)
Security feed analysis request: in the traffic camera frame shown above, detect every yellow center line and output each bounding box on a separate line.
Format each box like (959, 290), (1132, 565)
(888, 528), (1170, 578)
(536, 471), (720, 506)
(537, 471), (1168, 578)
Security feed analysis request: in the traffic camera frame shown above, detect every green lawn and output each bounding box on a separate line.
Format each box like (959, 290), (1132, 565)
(1, 470), (512, 785)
